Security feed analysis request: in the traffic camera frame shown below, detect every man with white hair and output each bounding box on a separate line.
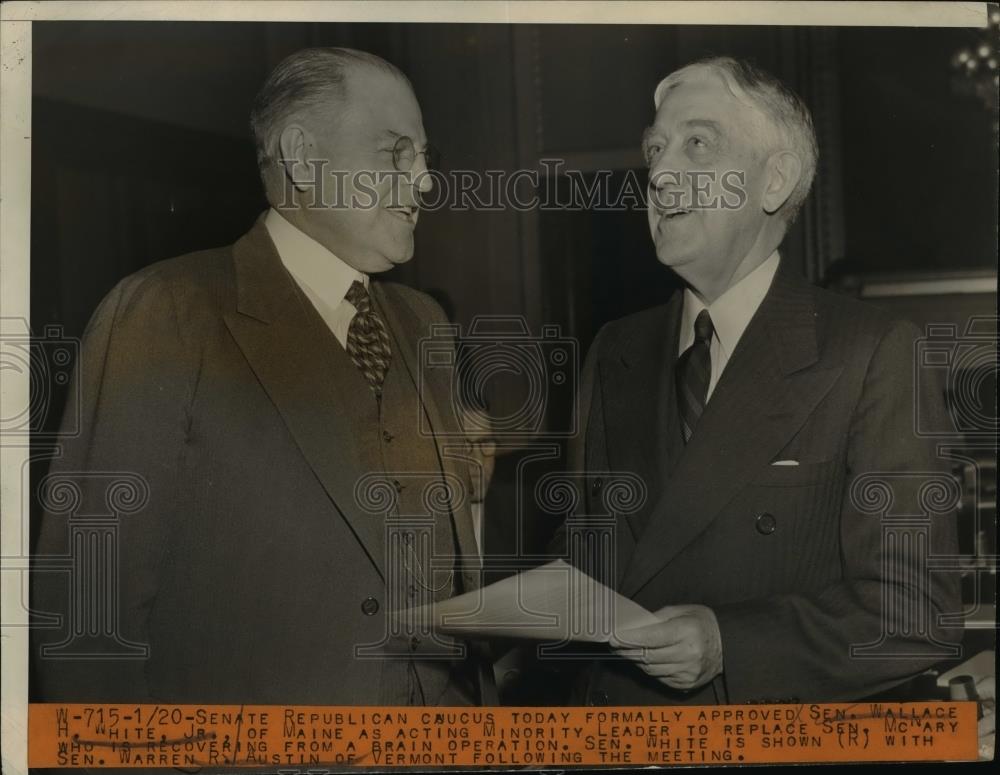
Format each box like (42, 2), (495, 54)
(34, 48), (492, 707)
(559, 57), (961, 705)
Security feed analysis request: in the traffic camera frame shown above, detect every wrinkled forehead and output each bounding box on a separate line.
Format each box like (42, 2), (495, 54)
(651, 66), (765, 133)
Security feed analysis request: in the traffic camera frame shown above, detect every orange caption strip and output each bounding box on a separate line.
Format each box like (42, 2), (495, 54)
(29, 702), (978, 768)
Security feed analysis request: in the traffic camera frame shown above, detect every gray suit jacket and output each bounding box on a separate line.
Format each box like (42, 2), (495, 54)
(33, 215), (483, 705)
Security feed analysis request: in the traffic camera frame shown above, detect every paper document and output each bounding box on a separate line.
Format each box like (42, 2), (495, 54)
(398, 559), (660, 643)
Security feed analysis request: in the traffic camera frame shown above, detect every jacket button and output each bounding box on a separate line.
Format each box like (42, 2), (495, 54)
(588, 690), (609, 706)
(361, 596), (380, 616)
(410, 636), (421, 651)
(392, 479), (404, 494)
(755, 512), (777, 535)
(382, 430), (394, 443)
(591, 478), (603, 496)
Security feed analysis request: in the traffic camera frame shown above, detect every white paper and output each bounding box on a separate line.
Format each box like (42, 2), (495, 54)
(398, 559), (659, 643)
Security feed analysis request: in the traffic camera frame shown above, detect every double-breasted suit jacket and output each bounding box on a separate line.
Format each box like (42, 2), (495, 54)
(559, 259), (962, 705)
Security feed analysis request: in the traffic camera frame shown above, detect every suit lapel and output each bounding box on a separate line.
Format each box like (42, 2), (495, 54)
(374, 284), (482, 574)
(619, 264), (843, 598)
(223, 217), (387, 579)
(600, 295), (683, 549)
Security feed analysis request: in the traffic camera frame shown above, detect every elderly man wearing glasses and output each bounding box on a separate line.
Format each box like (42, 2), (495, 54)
(34, 48), (493, 707)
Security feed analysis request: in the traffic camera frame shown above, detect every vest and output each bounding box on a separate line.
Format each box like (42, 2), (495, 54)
(331, 293), (464, 705)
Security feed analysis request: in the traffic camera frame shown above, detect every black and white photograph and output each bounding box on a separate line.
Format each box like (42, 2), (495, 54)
(1, 1), (996, 771)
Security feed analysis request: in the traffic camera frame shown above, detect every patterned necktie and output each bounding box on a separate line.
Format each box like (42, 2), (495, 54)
(345, 280), (392, 394)
(676, 308), (715, 443)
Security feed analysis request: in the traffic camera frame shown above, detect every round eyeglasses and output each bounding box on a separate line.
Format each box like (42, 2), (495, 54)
(391, 135), (440, 173)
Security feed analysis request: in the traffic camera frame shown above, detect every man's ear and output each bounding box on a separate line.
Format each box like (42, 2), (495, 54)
(276, 124), (315, 193)
(761, 150), (803, 215)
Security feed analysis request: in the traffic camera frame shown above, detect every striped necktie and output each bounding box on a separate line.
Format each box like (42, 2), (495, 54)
(676, 308), (715, 442)
(345, 280), (392, 395)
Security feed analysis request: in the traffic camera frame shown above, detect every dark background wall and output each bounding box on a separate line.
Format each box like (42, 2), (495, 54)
(32, 21), (997, 340)
(839, 27), (997, 275)
(29, 19), (998, 569)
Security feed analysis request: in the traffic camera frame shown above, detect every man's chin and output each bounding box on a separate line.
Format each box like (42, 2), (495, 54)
(389, 253), (415, 267)
(382, 245), (416, 269)
(653, 244), (689, 268)
(360, 236), (415, 272)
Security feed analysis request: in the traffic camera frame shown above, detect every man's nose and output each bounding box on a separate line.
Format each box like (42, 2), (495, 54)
(648, 146), (686, 190)
(409, 153), (434, 195)
(648, 171), (687, 212)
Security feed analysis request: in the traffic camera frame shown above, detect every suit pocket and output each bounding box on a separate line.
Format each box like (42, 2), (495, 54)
(755, 460), (835, 487)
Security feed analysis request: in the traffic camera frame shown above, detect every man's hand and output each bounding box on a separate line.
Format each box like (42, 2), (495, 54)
(609, 605), (723, 691)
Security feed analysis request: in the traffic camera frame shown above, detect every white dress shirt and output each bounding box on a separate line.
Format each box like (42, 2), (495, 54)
(264, 208), (368, 348)
(678, 250), (780, 401)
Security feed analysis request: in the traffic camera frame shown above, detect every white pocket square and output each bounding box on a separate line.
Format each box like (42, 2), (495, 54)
(771, 460), (800, 466)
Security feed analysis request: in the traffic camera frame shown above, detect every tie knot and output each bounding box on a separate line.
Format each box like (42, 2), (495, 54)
(345, 279), (370, 313)
(693, 308), (714, 344)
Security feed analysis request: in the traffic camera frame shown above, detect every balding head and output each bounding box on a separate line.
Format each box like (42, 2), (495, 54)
(249, 47), (431, 274)
(250, 47), (411, 180)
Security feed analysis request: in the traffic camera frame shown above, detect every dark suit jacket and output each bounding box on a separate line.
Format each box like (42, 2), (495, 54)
(559, 258), (963, 705)
(32, 215), (482, 705)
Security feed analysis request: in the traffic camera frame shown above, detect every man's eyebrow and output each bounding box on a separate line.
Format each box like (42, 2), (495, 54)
(641, 121), (719, 145)
(679, 119), (722, 133)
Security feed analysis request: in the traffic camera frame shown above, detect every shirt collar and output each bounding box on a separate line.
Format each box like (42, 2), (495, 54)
(680, 249), (781, 358)
(264, 208), (368, 306)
